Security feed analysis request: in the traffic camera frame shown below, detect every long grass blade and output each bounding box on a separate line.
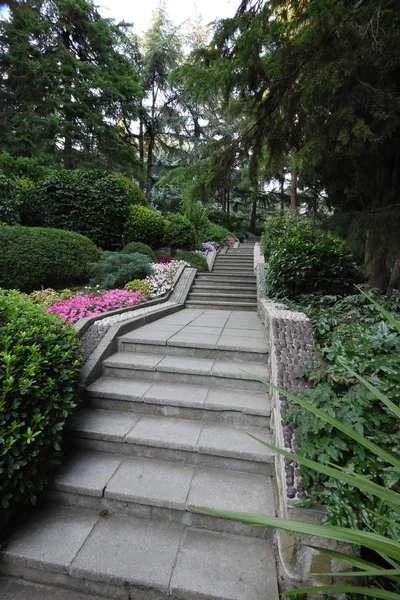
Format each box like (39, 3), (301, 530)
(283, 585), (400, 599)
(242, 372), (400, 469)
(190, 509), (400, 560)
(247, 434), (400, 506)
(356, 286), (400, 334)
(311, 568), (400, 578)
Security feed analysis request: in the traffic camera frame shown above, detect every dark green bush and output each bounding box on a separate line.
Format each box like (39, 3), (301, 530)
(163, 213), (194, 255)
(124, 205), (165, 248)
(121, 242), (156, 262)
(207, 209), (247, 233)
(0, 289), (81, 515)
(263, 217), (362, 298)
(88, 251), (153, 289)
(0, 152), (52, 182)
(0, 174), (20, 225)
(177, 251), (208, 271)
(0, 225), (100, 292)
(18, 170), (145, 250)
(199, 220), (230, 246)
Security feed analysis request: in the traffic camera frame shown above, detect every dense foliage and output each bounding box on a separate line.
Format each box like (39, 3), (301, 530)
(286, 291), (400, 540)
(0, 225), (100, 292)
(88, 251), (153, 289)
(261, 217), (362, 298)
(18, 170), (145, 250)
(176, 251), (208, 271)
(0, 174), (20, 225)
(163, 213), (194, 254)
(199, 220), (230, 247)
(0, 290), (81, 515)
(124, 205), (165, 248)
(121, 242), (157, 262)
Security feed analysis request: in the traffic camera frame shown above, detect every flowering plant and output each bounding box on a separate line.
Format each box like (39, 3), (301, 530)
(202, 241), (217, 252)
(47, 289), (146, 324)
(157, 257), (174, 264)
(142, 260), (188, 298)
(226, 236), (236, 247)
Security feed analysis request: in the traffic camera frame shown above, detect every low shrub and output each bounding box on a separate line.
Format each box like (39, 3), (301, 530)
(163, 213), (194, 255)
(18, 170), (145, 250)
(177, 251), (208, 271)
(0, 289), (81, 514)
(0, 225), (100, 292)
(26, 288), (74, 308)
(262, 217), (362, 298)
(124, 205), (165, 248)
(121, 242), (156, 262)
(199, 220), (230, 247)
(47, 289), (146, 323)
(88, 251), (153, 289)
(124, 279), (151, 298)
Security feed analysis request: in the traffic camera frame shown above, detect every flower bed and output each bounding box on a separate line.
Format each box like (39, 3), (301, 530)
(140, 260), (188, 298)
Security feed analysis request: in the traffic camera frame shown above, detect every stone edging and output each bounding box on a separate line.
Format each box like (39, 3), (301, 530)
(77, 267), (196, 367)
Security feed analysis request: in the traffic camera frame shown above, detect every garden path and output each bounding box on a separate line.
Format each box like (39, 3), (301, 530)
(0, 245), (279, 600)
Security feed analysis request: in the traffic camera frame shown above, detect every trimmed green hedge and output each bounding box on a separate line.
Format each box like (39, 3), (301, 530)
(177, 251), (208, 271)
(124, 205), (165, 248)
(121, 242), (157, 262)
(0, 225), (100, 292)
(0, 289), (81, 515)
(18, 170), (146, 250)
(163, 213), (194, 255)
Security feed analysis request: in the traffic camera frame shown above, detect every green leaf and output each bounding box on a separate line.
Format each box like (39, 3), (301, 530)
(356, 287), (400, 334)
(283, 585), (400, 599)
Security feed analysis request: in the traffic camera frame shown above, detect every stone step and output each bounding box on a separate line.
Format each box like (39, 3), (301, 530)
(0, 577), (115, 600)
(192, 283), (257, 293)
(48, 451), (275, 538)
(86, 376), (270, 427)
(196, 277), (256, 285)
(185, 300), (257, 312)
(67, 409), (274, 475)
(212, 268), (253, 274)
(102, 352), (268, 391)
(188, 292), (257, 302)
(215, 258), (254, 264)
(0, 506), (278, 600)
(197, 272), (256, 278)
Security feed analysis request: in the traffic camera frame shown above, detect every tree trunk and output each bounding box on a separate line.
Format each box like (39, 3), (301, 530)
(139, 104), (145, 192)
(280, 177), (285, 216)
(289, 148), (297, 217)
(146, 127), (154, 199)
(249, 194), (257, 232)
(227, 188), (230, 213)
(387, 255), (400, 297)
(62, 29), (73, 170)
(364, 230), (387, 291)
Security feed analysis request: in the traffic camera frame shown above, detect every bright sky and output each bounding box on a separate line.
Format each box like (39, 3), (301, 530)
(97, 0), (238, 35)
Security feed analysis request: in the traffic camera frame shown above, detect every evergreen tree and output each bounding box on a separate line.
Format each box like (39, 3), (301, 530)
(0, 0), (143, 173)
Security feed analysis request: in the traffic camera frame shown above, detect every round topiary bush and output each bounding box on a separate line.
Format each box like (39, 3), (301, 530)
(88, 251), (153, 289)
(163, 213), (194, 255)
(18, 170), (146, 250)
(124, 205), (165, 248)
(0, 289), (81, 516)
(121, 241), (157, 262)
(0, 225), (100, 292)
(176, 251), (208, 271)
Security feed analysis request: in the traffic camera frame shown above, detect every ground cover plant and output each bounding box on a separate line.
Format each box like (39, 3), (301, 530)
(0, 225), (100, 292)
(0, 290), (81, 521)
(176, 251), (208, 271)
(126, 260), (188, 299)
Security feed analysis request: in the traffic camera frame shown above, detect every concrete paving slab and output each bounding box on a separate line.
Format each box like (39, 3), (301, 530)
(116, 330), (173, 345)
(70, 409), (140, 442)
(187, 467), (275, 515)
(224, 318), (261, 331)
(167, 333), (220, 348)
(223, 327), (266, 339)
(103, 352), (164, 370)
(0, 577), (114, 600)
(181, 325), (224, 335)
(191, 315), (230, 327)
(197, 423), (272, 462)
(87, 377), (152, 400)
(144, 382), (208, 407)
(157, 356), (214, 375)
(53, 451), (122, 497)
(105, 457), (194, 509)
(0, 506), (98, 573)
(170, 528), (278, 600)
(216, 336), (268, 352)
(126, 415), (203, 450)
(70, 514), (182, 593)
(123, 322), (184, 333)
(205, 388), (269, 415)
(211, 361), (268, 381)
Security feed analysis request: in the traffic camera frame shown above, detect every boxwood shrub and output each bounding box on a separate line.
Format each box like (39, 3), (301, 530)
(18, 170), (146, 250)
(0, 289), (81, 516)
(177, 251), (208, 271)
(163, 213), (194, 255)
(0, 225), (100, 292)
(124, 205), (165, 248)
(121, 241), (157, 262)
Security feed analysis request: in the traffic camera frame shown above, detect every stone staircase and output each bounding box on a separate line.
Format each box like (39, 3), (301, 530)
(0, 249), (279, 600)
(186, 243), (257, 311)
